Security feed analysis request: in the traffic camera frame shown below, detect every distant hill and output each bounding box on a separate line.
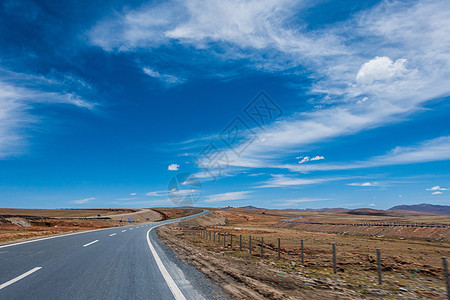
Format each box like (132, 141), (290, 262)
(239, 205), (263, 209)
(389, 203), (450, 215)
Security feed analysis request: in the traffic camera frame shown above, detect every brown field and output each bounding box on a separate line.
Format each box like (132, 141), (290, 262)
(0, 207), (197, 245)
(159, 208), (450, 299)
(0, 208), (135, 218)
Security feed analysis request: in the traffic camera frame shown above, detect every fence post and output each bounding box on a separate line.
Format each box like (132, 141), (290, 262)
(301, 240), (304, 265)
(249, 235), (252, 254)
(261, 237), (264, 257)
(278, 238), (281, 259)
(230, 234), (233, 249)
(443, 257), (450, 300)
(377, 249), (382, 285)
(240, 235), (242, 251)
(223, 234), (226, 248)
(218, 233), (221, 243)
(332, 243), (337, 274)
(213, 231), (216, 243)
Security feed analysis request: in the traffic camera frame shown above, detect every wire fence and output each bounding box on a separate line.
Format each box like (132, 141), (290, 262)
(181, 228), (450, 299)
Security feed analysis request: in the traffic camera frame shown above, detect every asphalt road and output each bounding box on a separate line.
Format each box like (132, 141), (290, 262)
(0, 210), (215, 300)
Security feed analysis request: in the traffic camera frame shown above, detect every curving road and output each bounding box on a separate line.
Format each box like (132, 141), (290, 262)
(0, 210), (214, 300)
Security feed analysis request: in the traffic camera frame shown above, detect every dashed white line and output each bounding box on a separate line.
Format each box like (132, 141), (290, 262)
(147, 228), (186, 300)
(121, 230), (126, 232)
(109, 233), (117, 236)
(83, 240), (99, 247)
(0, 267), (42, 290)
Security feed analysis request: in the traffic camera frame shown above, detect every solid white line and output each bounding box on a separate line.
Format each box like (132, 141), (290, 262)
(109, 233), (117, 236)
(0, 267), (42, 290)
(147, 228), (186, 300)
(83, 240), (99, 247)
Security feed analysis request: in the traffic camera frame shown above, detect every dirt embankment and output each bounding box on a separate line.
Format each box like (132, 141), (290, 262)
(277, 222), (450, 242)
(158, 212), (360, 300)
(152, 207), (203, 221)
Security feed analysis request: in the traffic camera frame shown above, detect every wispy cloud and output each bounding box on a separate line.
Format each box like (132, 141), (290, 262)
(72, 197), (95, 204)
(277, 198), (332, 207)
(256, 174), (349, 188)
(204, 191), (251, 203)
(0, 67), (97, 158)
(143, 67), (184, 86)
(146, 191), (167, 197)
(432, 191), (443, 195)
(348, 182), (377, 187)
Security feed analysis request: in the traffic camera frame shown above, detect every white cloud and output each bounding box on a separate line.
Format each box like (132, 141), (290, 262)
(426, 186), (448, 191)
(90, 0), (450, 180)
(143, 67), (184, 85)
(168, 163), (179, 171)
(348, 182), (375, 187)
(285, 136), (450, 173)
(72, 197), (96, 204)
(356, 56), (408, 84)
(146, 191), (166, 197)
(130, 192), (136, 196)
(277, 198), (332, 207)
(310, 156), (325, 161)
(0, 68), (96, 158)
(256, 174), (348, 188)
(368, 203), (376, 207)
(204, 191), (251, 203)
(432, 191), (443, 195)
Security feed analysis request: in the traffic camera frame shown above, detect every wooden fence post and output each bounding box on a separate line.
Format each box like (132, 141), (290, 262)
(301, 239), (304, 265)
(278, 238), (281, 259)
(223, 233), (226, 248)
(332, 243), (337, 274)
(249, 235), (252, 254)
(377, 249), (382, 285)
(443, 257), (450, 300)
(240, 234), (242, 251)
(230, 234), (233, 249)
(261, 237), (264, 257)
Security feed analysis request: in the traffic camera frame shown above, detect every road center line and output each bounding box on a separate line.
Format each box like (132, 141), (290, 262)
(109, 233), (117, 236)
(83, 240), (99, 247)
(121, 230), (126, 232)
(0, 267), (42, 290)
(147, 228), (186, 300)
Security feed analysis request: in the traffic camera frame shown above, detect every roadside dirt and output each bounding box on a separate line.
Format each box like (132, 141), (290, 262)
(157, 209), (450, 299)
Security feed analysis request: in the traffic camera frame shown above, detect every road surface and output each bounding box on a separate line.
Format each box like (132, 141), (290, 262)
(0, 210), (220, 299)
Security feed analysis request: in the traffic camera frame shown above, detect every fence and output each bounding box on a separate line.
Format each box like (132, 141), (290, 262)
(185, 228), (450, 299)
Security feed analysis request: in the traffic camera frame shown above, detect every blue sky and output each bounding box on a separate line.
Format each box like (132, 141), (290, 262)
(1, 0), (450, 209)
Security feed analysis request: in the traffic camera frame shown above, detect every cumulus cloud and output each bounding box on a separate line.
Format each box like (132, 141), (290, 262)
(168, 163), (179, 171)
(204, 191), (251, 203)
(426, 186), (448, 191)
(72, 197), (95, 204)
(296, 155), (325, 164)
(356, 56), (408, 84)
(432, 191), (443, 195)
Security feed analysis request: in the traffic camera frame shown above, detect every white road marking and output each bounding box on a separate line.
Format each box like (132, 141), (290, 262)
(130, 228), (133, 230)
(0, 267), (42, 290)
(83, 240), (99, 247)
(109, 233), (117, 236)
(147, 228), (186, 300)
(121, 230), (126, 232)
(0, 227), (115, 249)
